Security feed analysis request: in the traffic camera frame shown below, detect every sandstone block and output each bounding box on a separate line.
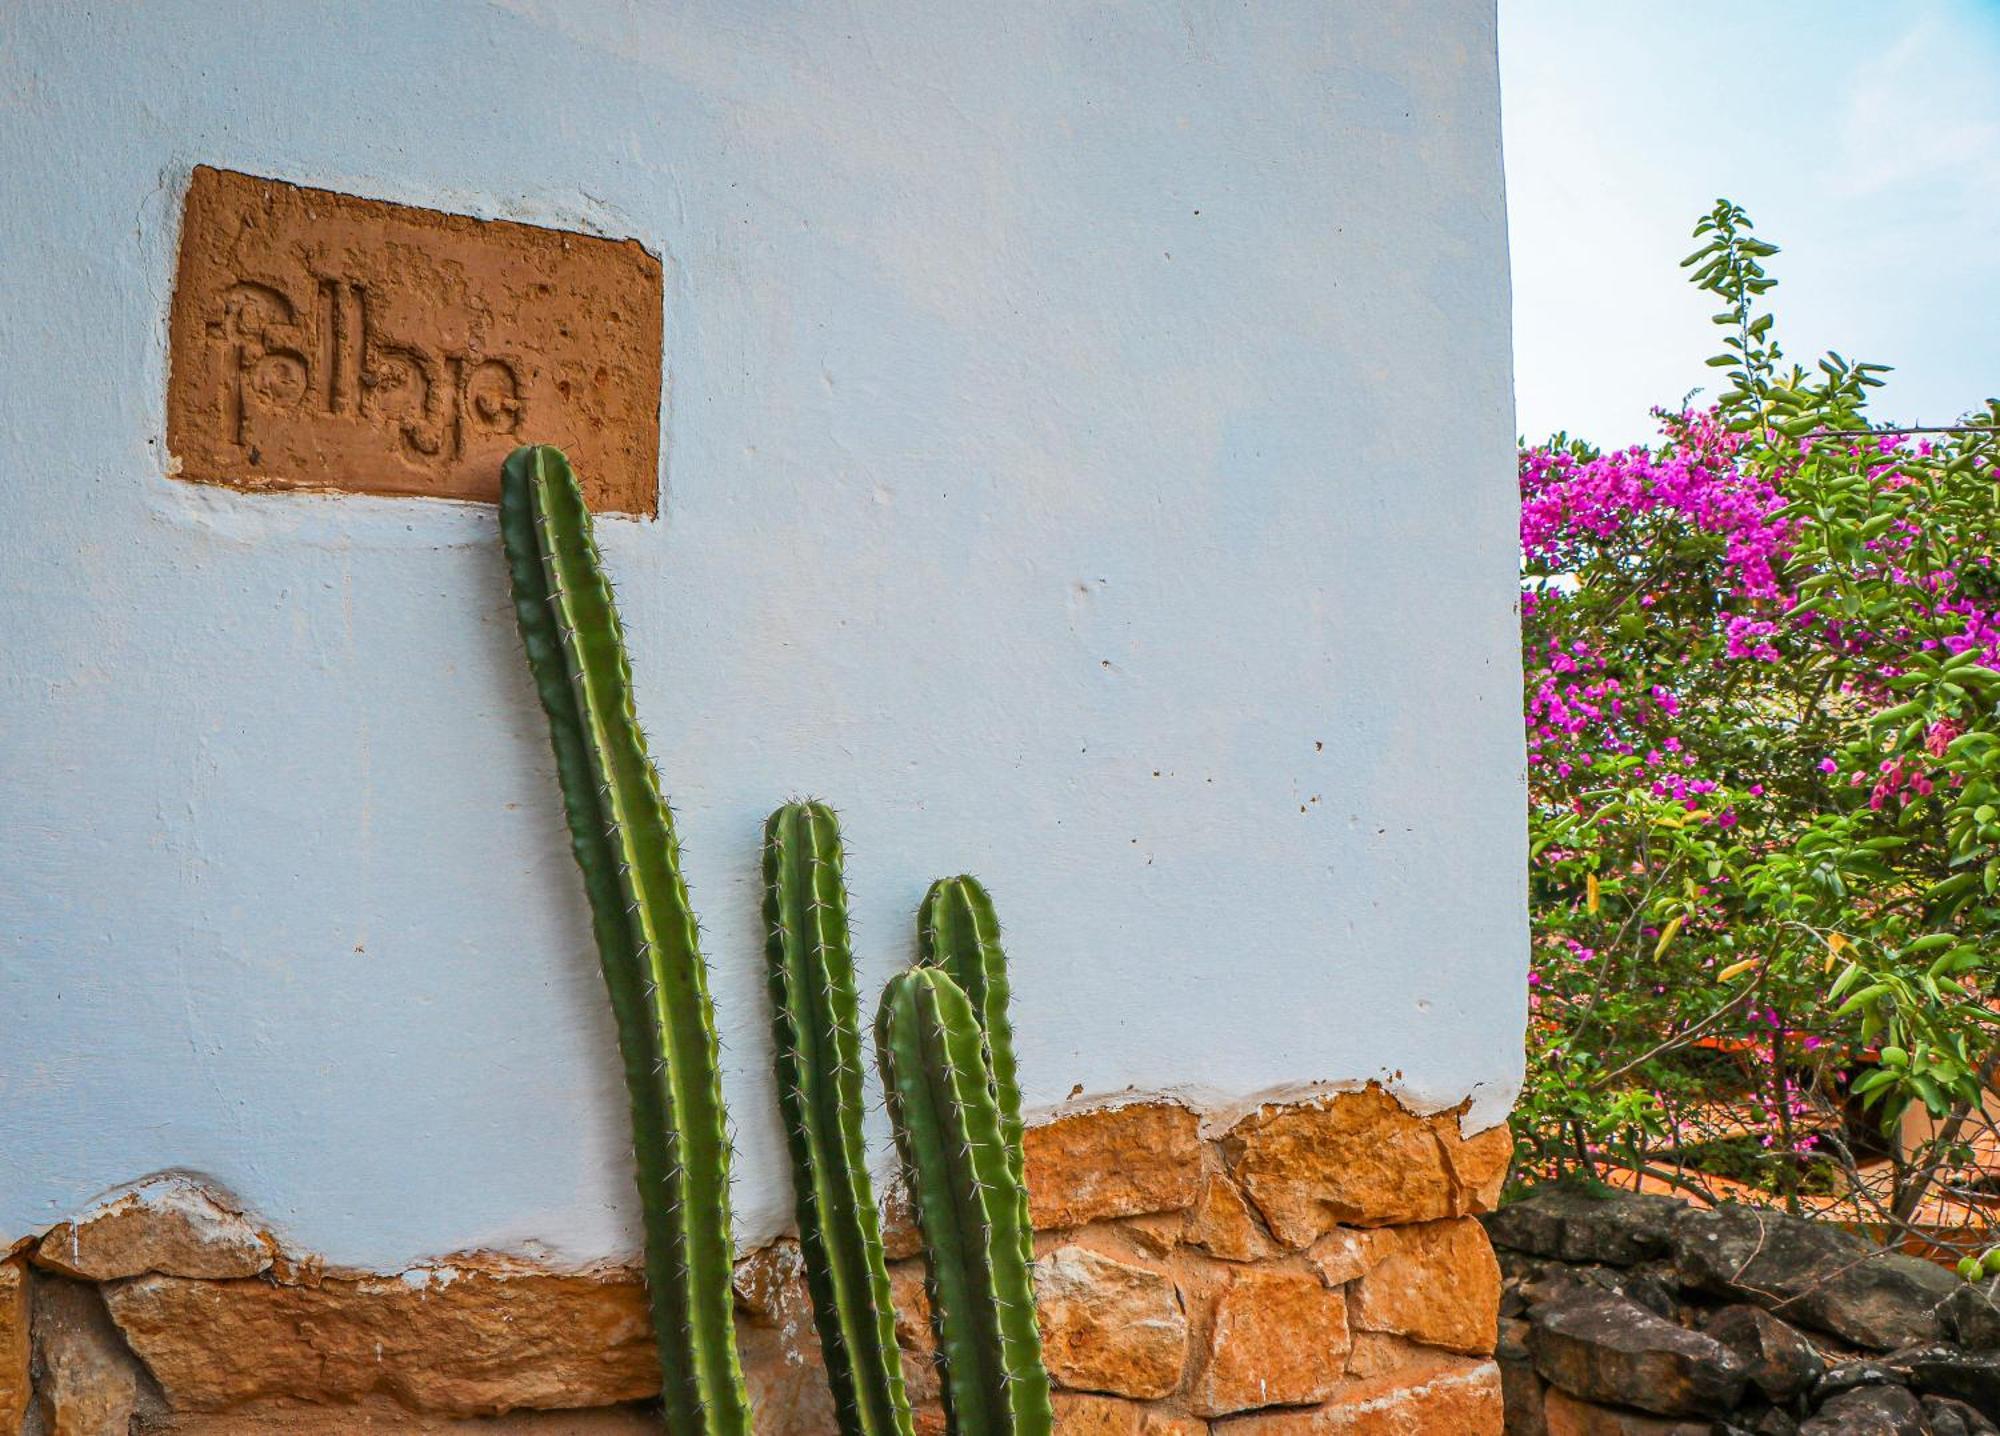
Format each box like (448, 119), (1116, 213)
(35, 1173), (275, 1281)
(1348, 1217), (1500, 1357)
(1036, 1245), (1188, 1400)
(1053, 1392), (1144, 1434)
(103, 1262), (658, 1415)
(1, 1256), (29, 1436)
(1026, 1103), (1203, 1231)
(1306, 1228), (1394, 1288)
(32, 1275), (164, 1436)
(1190, 1269), (1348, 1416)
(1183, 1170), (1272, 1263)
(148, 1399), (668, 1432)
(1219, 1355), (1503, 1433)
(1222, 1088), (1457, 1245)
(1440, 1123), (1513, 1215)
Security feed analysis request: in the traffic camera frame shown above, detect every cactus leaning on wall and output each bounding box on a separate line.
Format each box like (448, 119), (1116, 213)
(762, 802), (914, 1436)
(498, 444), (753, 1434)
(916, 876), (1034, 1273)
(878, 966), (1054, 1436)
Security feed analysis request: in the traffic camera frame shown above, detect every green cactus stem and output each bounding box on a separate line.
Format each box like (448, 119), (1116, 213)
(876, 967), (1053, 1436)
(917, 877), (1032, 1268)
(499, 444), (751, 1434)
(762, 801), (914, 1436)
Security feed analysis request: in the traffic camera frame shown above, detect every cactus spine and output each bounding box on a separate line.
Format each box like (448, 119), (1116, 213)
(499, 444), (751, 1433)
(762, 802), (914, 1436)
(876, 968), (1053, 1436)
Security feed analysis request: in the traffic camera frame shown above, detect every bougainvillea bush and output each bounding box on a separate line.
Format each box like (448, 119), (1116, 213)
(1519, 200), (2000, 1249)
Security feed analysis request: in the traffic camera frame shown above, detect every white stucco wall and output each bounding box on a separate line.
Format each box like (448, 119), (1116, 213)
(0, 0), (1524, 1270)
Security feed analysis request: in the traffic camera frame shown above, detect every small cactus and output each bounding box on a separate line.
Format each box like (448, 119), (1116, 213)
(762, 802), (914, 1436)
(877, 967), (1053, 1436)
(499, 444), (751, 1434)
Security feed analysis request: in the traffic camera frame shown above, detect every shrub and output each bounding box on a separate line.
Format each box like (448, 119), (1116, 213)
(1518, 200), (2000, 1241)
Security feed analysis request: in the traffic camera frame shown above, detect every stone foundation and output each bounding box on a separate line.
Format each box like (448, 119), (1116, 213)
(2, 1087), (1508, 1434)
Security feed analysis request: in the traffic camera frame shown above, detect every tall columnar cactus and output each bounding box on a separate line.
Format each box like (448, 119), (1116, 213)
(499, 444), (752, 1434)
(762, 802), (914, 1436)
(916, 877), (1031, 1265)
(876, 968), (1053, 1436)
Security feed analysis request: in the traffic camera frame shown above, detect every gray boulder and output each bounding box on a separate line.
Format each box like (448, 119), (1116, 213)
(1707, 1304), (1825, 1402)
(1528, 1288), (1749, 1417)
(1905, 1348), (2000, 1423)
(1486, 1185), (1686, 1267)
(1926, 1394), (2000, 1436)
(1949, 1278), (2000, 1351)
(1799, 1384), (1925, 1434)
(1673, 1205), (1959, 1350)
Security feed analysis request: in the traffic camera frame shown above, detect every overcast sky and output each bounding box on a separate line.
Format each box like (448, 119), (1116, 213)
(1501, 1), (2000, 447)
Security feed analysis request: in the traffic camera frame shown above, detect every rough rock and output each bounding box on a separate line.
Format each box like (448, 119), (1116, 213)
(1184, 1169), (1272, 1263)
(145, 1401), (670, 1432)
(31, 1275), (165, 1436)
(1138, 1415), (1205, 1436)
(1672, 1205), (1958, 1350)
(1, 1256), (28, 1436)
(1307, 1228), (1394, 1288)
(1706, 1304), (1824, 1401)
(1051, 1393), (1143, 1434)
(728, 1241), (839, 1436)
(102, 1261), (659, 1415)
(1348, 1216), (1500, 1356)
(880, 1181), (924, 1260)
(34, 1173), (276, 1281)
(1527, 1289), (1748, 1417)
(1483, 1187), (1683, 1269)
(1188, 1268), (1347, 1416)
(1926, 1394), (2000, 1436)
(1025, 1102), (1203, 1231)
(1222, 1088), (1461, 1245)
(1508, 1256), (1681, 1322)
(1539, 1388), (1717, 1435)
(1904, 1348), (2000, 1422)
(1034, 1245), (1188, 1400)
(1442, 1124), (1514, 1215)
(1799, 1383), (1926, 1435)
(1498, 1315), (1549, 1436)
(1949, 1278), (2000, 1351)
(1216, 1354), (1504, 1433)
(1354, 1333), (1461, 1384)
(1815, 1359), (1904, 1401)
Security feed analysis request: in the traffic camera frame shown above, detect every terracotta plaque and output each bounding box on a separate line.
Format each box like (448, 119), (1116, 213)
(166, 167), (662, 514)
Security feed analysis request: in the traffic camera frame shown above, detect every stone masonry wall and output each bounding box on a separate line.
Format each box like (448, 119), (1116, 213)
(1, 1087), (1509, 1434)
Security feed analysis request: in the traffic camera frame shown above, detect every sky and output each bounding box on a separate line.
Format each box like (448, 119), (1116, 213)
(1501, 1), (2000, 448)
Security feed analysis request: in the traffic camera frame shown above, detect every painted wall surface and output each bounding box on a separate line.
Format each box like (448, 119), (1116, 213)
(0, 1), (1523, 1268)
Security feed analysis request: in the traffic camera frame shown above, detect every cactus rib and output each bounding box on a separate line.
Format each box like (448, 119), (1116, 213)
(877, 968), (1053, 1436)
(500, 444), (751, 1433)
(762, 802), (914, 1436)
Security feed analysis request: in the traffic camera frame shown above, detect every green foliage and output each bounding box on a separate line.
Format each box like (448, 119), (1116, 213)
(877, 966), (1053, 1436)
(499, 444), (751, 1432)
(1518, 203), (2000, 1235)
(763, 802), (913, 1436)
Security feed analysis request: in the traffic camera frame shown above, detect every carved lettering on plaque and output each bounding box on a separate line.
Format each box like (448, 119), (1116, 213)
(167, 167), (662, 514)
